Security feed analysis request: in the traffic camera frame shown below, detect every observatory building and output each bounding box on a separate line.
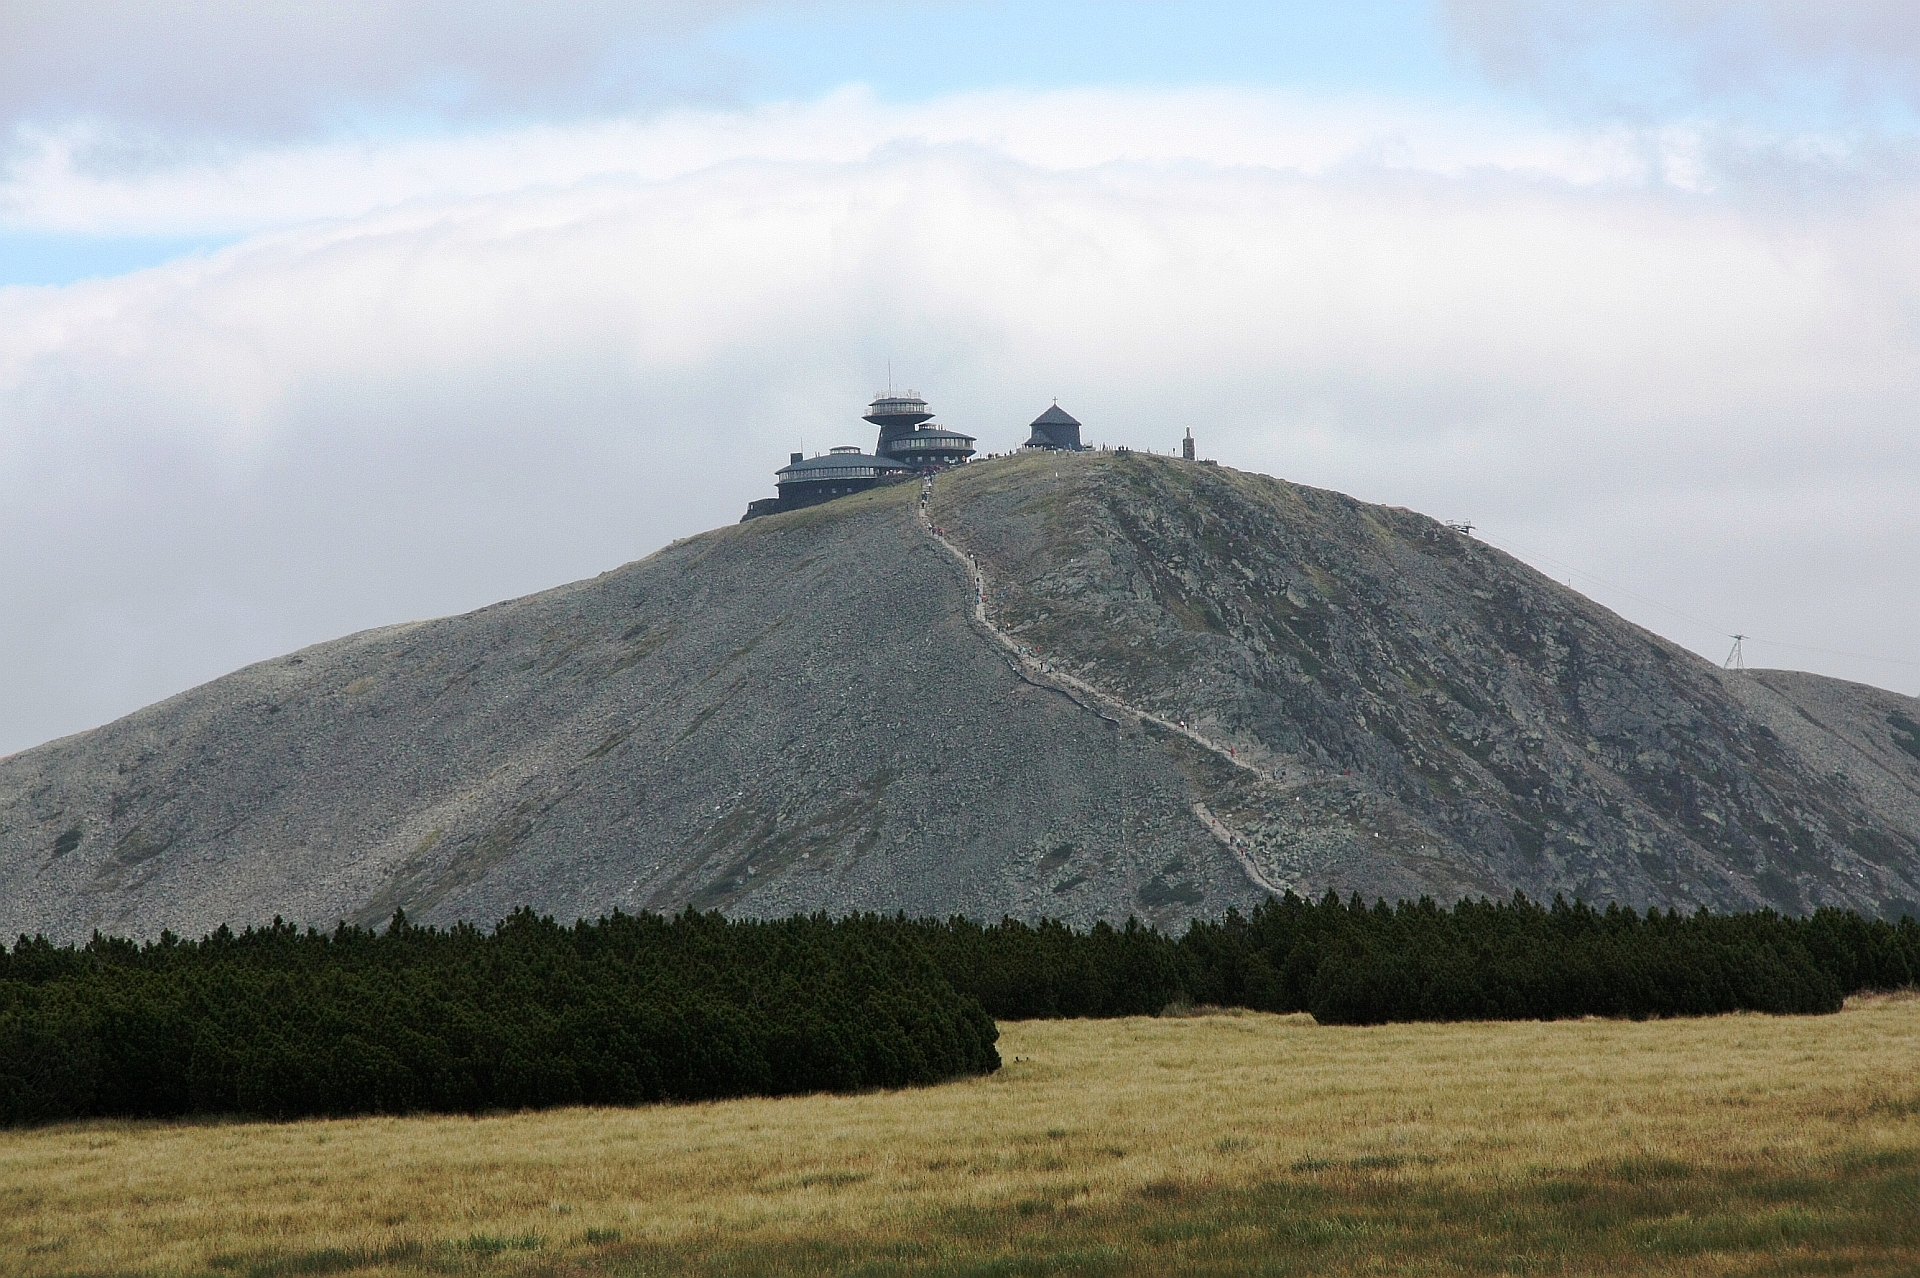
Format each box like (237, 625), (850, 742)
(760, 446), (911, 515)
(742, 391), (976, 521)
(866, 392), (978, 468)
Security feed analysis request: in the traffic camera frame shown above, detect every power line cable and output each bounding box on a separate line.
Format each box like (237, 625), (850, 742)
(1467, 528), (1920, 672)
(1470, 529), (1729, 635)
(1724, 635), (1920, 671)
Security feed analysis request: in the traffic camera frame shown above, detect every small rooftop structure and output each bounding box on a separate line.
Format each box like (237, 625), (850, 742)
(1024, 402), (1083, 451)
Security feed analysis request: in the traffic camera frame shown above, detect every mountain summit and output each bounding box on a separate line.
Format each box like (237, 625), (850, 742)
(4, 451), (1918, 942)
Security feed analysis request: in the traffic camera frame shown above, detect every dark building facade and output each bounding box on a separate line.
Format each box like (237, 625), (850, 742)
(866, 393), (977, 469)
(770, 446), (910, 511)
(1023, 403), (1083, 450)
(863, 393), (933, 452)
(880, 424), (977, 468)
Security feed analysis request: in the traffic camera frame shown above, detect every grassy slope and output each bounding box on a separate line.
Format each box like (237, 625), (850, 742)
(4, 1000), (1917, 1276)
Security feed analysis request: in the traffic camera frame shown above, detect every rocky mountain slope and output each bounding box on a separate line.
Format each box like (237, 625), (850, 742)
(3, 451), (1917, 942)
(937, 453), (1920, 919)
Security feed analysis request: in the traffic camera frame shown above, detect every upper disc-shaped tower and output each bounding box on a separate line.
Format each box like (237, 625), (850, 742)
(864, 392), (935, 431)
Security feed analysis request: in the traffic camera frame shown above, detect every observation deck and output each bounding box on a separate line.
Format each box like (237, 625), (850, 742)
(864, 392), (935, 428)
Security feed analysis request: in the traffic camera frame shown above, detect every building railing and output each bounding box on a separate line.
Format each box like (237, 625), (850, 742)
(780, 465), (886, 482)
(885, 435), (974, 450)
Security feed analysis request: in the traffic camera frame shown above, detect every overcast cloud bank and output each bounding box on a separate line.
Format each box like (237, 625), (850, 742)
(3, 13), (1918, 755)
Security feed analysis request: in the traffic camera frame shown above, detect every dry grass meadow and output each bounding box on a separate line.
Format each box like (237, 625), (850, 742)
(3, 996), (1916, 1277)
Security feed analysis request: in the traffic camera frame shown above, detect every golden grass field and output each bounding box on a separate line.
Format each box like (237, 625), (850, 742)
(4, 997), (1917, 1277)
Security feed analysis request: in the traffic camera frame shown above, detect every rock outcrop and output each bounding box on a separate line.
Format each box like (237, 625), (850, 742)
(3, 451), (1917, 942)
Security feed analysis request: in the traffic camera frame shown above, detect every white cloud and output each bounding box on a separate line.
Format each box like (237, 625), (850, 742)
(2, 87), (1679, 237)
(0, 1), (768, 141)
(2, 87), (1917, 755)
(1444, 1), (1920, 118)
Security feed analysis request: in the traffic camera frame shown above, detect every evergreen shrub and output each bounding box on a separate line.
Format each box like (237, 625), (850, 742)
(0, 909), (999, 1125)
(4, 893), (1914, 1126)
(911, 893), (1918, 1026)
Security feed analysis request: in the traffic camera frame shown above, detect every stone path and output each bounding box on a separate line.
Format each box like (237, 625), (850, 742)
(916, 476), (1291, 898)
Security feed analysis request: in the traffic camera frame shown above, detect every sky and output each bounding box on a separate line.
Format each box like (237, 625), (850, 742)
(3, 0), (1919, 756)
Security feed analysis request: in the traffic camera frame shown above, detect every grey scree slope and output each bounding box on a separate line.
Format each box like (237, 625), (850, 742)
(0, 474), (1239, 944)
(4, 450), (1920, 943)
(933, 451), (1920, 920)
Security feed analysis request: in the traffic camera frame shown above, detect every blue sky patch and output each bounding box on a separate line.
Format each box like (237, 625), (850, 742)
(0, 230), (238, 289)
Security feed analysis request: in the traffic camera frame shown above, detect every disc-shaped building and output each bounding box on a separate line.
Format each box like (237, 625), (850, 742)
(867, 393), (979, 468)
(742, 392), (977, 520)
